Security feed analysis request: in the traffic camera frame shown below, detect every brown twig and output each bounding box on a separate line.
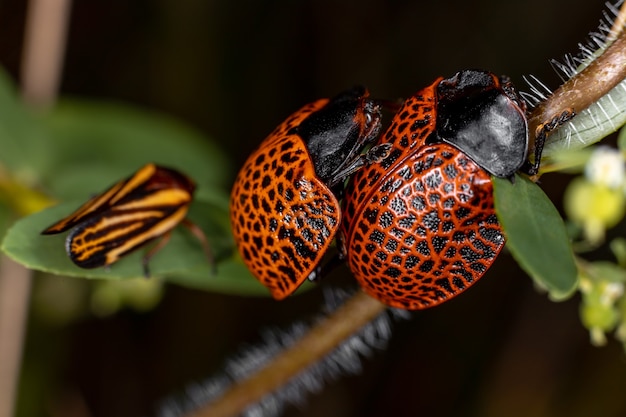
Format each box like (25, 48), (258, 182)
(0, 1), (71, 417)
(0, 259), (32, 417)
(189, 290), (387, 417)
(20, 0), (72, 107)
(528, 28), (626, 149)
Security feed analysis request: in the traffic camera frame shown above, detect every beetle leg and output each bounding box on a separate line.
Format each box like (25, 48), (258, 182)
(523, 108), (575, 175)
(181, 218), (216, 273)
(327, 143), (392, 187)
(142, 231), (173, 277)
(364, 142), (393, 164)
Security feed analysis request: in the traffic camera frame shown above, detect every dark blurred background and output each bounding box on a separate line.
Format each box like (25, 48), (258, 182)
(2, 1), (626, 416)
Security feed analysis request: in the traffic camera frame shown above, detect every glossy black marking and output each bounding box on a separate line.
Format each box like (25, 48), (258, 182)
(379, 211), (394, 228)
(435, 70), (528, 177)
(435, 277), (453, 293)
(460, 246), (480, 263)
(411, 196), (426, 211)
(416, 241), (430, 256)
(431, 236), (447, 254)
(398, 214), (417, 229)
(384, 267), (402, 278)
(370, 230), (385, 245)
(422, 211), (440, 231)
(419, 260), (434, 272)
(390, 196), (408, 214)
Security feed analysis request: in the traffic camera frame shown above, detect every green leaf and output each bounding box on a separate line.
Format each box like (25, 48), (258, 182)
(0, 69), (52, 183)
(1, 195), (272, 296)
(617, 125), (626, 152)
(0, 89), (284, 297)
(543, 79), (626, 157)
(38, 99), (231, 199)
(167, 255), (273, 296)
(493, 175), (578, 300)
(610, 237), (626, 268)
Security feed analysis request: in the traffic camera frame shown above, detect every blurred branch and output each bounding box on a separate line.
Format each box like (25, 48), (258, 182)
(0, 1), (72, 417)
(20, 0), (72, 107)
(0, 259), (32, 417)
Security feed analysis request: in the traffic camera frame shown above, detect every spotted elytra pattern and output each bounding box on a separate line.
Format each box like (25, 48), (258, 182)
(340, 144), (504, 309)
(340, 75), (507, 310)
(373, 77), (443, 172)
(341, 77), (443, 237)
(230, 99), (336, 299)
(231, 88), (384, 300)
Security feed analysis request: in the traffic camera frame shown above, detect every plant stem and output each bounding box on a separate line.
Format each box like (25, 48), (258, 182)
(528, 29), (626, 147)
(20, 0), (72, 108)
(607, 0), (626, 43)
(189, 290), (387, 417)
(0, 259), (32, 417)
(0, 1), (71, 417)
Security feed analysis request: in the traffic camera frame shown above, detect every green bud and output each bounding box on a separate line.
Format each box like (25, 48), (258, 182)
(90, 278), (163, 316)
(581, 302), (618, 331)
(564, 177), (625, 243)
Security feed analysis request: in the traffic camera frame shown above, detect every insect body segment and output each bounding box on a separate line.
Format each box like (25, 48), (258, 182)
(230, 87), (385, 299)
(42, 163), (207, 275)
(340, 70), (528, 310)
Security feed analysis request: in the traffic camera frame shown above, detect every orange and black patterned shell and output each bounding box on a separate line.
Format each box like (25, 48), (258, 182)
(340, 144), (504, 310)
(340, 79), (505, 310)
(374, 78), (443, 175)
(230, 99), (340, 299)
(341, 78), (442, 234)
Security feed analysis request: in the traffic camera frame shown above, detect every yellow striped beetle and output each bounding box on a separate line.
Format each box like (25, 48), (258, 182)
(42, 163), (211, 275)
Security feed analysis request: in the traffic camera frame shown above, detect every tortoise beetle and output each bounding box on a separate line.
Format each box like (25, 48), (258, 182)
(230, 87), (390, 299)
(339, 70), (531, 310)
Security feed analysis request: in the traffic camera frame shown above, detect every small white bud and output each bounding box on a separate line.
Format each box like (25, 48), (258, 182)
(585, 146), (625, 189)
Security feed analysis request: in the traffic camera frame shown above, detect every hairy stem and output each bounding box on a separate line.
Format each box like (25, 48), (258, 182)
(189, 290), (387, 417)
(528, 27), (626, 147)
(607, 0), (626, 43)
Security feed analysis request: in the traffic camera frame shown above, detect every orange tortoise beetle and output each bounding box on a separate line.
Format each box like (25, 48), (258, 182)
(230, 87), (391, 299)
(339, 70), (568, 310)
